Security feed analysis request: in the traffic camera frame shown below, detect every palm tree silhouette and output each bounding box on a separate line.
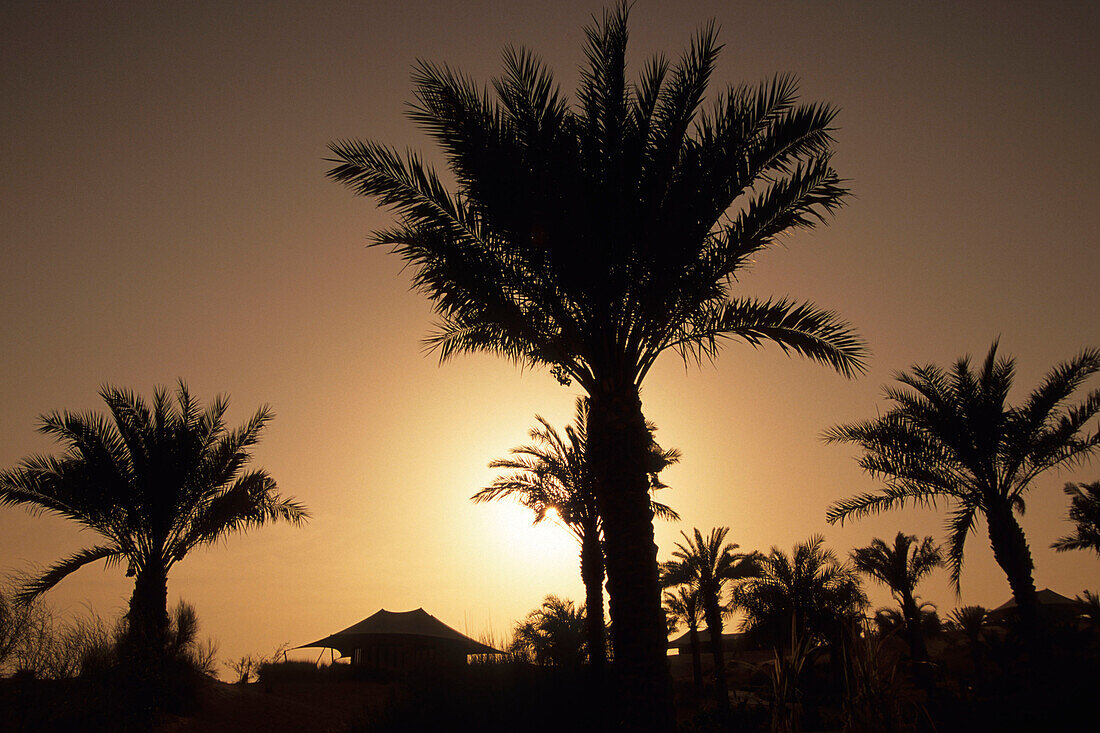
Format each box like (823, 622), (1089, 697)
(851, 533), (942, 663)
(1052, 481), (1100, 557)
(826, 342), (1100, 642)
(474, 397), (679, 671)
(660, 527), (759, 711)
(0, 383), (308, 667)
(732, 535), (867, 651)
(327, 4), (865, 721)
(663, 586), (704, 698)
(510, 595), (588, 667)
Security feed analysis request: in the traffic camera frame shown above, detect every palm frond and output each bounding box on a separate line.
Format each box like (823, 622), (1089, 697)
(18, 545), (123, 604)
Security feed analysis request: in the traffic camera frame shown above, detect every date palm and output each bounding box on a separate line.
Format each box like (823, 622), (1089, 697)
(661, 527), (759, 711)
(851, 533), (942, 662)
(328, 4), (865, 724)
(0, 383), (308, 665)
(826, 342), (1100, 642)
(1052, 481), (1100, 557)
(510, 595), (588, 667)
(663, 586), (704, 698)
(474, 397), (679, 671)
(732, 535), (867, 651)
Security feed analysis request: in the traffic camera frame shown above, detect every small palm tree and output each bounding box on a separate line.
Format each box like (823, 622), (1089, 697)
(661, 527), (759, 710)
(946, 605), (989, 679)
(946, 605), (989, 644)
(851, 533), (943, 662)
(826, 342), (1100, 642)
(663, 586), (704, 698)
(510, 595), (588, 667)
(732, 535), (867, 651)
(1052, 481), (1100, 557)
(474, 397), (678, 671)
(0, 383), (308, 665)
(328, 4), (866, 724)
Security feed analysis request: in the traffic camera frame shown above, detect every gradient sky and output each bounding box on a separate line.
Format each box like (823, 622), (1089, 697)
(2, 1), (1098, 670)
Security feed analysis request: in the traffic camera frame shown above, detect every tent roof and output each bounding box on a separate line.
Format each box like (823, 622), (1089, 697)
(991, 588), (1078, 613)
(298, 608), (502, 655)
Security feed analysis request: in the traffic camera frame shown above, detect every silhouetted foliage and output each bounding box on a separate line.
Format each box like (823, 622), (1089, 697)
(826, 342), (1100, 644)
(851, 532), (942, 662)
(475, 397), (678, 669)
(946, 605), (989, 645)
(661, 527), (759, 710)
(663, 586), (704, 698)
(328, 2), (865, 725)
(1052, 480), (1100, 556)
(509, 596), (588, 667)
(732, 535), (867, 651)
(0, 382), (308, 688)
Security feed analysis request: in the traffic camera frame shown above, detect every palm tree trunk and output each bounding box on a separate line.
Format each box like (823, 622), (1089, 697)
(900, 594), (928, 663)
(124, 560), (170, 699)
(703, 597), (730, 713)
(688, 625), (704, 698)
(587, 381), (675, 731)
(985, 503), (1039, 644)
(579, 527), (606, 672)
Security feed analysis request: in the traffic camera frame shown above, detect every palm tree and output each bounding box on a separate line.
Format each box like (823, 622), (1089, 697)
(851, 533), (942, 663)
(474, 397), (679, 672)
(732, 535), (867, 651)
(510, 595), (588, 667)
(327, 4), (866, 723)
(946, 605), (989, 680)
(826, 342), (1100, 643)
(946, 605), (989, 643)
(663, 586), (704, 698)
(0, 383), (308, 666)
(660, 527), (760, 710)
(1052, 481), (1100, 556)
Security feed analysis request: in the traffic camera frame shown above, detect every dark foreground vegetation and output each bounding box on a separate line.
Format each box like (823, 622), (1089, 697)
(1, 597), (1098, 731)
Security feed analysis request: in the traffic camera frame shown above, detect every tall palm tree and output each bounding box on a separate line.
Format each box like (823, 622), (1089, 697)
(851, 533), (942, 662)
(732, 535), (867, 651)
(663, 586), (704, 698)
(660, 527), (759, 710)
(0, 383), (308, 664)
(826, 342), (1100, 642)
(328, 4), (865, 724)
(473, 397), (679, 671)
(1052, 481), (1100, 556)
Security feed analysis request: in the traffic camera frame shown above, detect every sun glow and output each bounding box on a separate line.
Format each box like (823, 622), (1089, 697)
(492, 502), (577, 563)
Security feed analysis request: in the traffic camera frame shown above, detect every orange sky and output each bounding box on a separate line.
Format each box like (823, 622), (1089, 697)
(2, 1), (1098, 670)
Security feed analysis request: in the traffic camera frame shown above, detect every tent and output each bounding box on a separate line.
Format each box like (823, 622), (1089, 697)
(986, 588), (1081, 625)
(298, 608), (502, 670)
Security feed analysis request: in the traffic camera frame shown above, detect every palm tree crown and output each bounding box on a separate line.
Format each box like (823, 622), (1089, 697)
(1052, 480), (1100, 556)
(732, 535), (867, 649)
(826, 342), (1100, 639)
(852, 532), (942, 661)
(661, 527), (759, 709)
(328, 3), (865, 724)
(0, 383), (308, 653)
(510, 595), (588, 667)
(851, 533), (942, 608)
(473, 397), (680, 543)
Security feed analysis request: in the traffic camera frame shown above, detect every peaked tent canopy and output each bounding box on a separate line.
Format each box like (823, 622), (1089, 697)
(299, 608), (502, 660)
(987, 588), (1081, 625)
